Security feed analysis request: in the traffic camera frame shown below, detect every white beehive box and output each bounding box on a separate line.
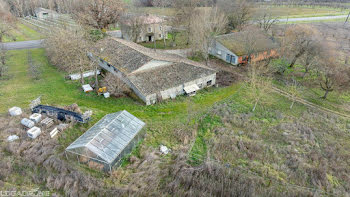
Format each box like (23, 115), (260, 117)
(69, 70), (101, 80)
(7, 135), (19, 142)
(29, 113), (42, 123)
(27, 127), (41, 139)
(103, 92), (110, 98)
(82, 84), (93, 93)
(21, 118), (35, 128)
(9, 107), (22, 116)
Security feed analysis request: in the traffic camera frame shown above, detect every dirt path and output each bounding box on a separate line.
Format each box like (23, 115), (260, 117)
(272, 87), (350, 119)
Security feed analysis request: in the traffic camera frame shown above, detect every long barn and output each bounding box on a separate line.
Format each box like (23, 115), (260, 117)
(91, 38), (217, 105)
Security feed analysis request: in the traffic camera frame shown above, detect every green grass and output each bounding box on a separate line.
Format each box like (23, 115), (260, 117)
(253, 5), (347, 18)
(189, 115), (222, 165)
(278, 17), (347, 24)
(270, 61), (350, 115)
(0, 49), (241, 150)
(3, 23), (42, 42)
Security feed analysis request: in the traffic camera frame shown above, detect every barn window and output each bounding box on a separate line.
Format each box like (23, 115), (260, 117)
(207, 80), (212, 86)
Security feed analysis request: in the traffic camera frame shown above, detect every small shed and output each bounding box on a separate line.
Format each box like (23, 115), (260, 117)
(65, 110), (145, 171)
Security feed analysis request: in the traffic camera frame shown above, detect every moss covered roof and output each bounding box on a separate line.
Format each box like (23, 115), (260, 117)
(94, 38), (216, 96)
(216, 31), (279, 56)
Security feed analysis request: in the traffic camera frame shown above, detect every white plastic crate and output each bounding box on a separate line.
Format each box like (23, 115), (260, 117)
(27, 127), (41, 139)
(21, 118), (35, 128)
(9, 107), (22, 116)
(82, 84), (93, 93)
(29, 113), (42, 123)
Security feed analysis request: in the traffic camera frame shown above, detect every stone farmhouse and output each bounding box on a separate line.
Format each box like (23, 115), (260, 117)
(91, 38), (216, 105)
(34, 8), (59, 19)
(120, 14), (168, 43)
(209, 30), (279, 65)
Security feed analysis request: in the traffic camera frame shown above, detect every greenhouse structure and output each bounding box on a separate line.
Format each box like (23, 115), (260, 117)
(65, 110), (146, 171)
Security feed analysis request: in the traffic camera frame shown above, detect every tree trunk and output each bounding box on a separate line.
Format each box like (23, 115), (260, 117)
(80, 67), (84, 85)
(302, 66), (309, 78)
(94, 66), (99, 91)
(322, 90), (330, 99)
(289, 50), (305, 68)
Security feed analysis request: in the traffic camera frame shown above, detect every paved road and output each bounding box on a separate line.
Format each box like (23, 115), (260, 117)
(279, 15), (348, 23)
(0, 39), (44, 50)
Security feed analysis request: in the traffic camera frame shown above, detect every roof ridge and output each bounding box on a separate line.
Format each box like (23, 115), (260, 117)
(110, 37), (216, 72)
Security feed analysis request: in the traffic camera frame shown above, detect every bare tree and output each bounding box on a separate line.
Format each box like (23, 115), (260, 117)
(256, 12), (279, 33)
(191, 7), (227, 65)
(283, 24), (320, 68)
(173, 0), (200, 45)
(315, 43), (349, 99)
(101, 73), (130, 97)
(299, 40), (327, 78)
(0, 46), (7, 78)
(121, 14), (147, 43)
(217, 0), (252, 31)
(45, 28), (92, 84)
(74, 0), (125, 30)
(240, 27), (263, 65)
(246, 62), (272, 112)
(0, 1), (16, 43)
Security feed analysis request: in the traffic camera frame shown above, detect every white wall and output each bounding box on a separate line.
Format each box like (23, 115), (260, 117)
(145, 73), (217, 105)
(209, 41), (238, 65)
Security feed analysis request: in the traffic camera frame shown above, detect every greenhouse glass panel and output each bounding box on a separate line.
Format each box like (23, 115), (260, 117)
(65, 110), (145, 169)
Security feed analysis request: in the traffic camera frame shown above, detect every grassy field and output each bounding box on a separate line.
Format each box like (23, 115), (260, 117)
(3, 23), (43, 42)
(184, 79), (350, 195)
(139, 5), (347, 19)
(253, 5), (347, 18)
(0, 48), (241, 149)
